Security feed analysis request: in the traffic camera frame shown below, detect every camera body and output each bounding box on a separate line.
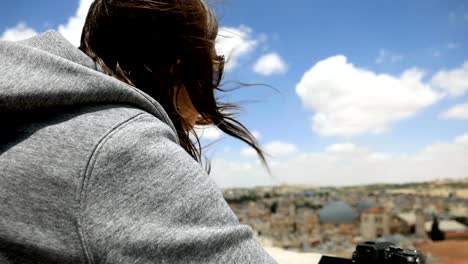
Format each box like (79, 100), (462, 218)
(318, 241), (426, 264)
(351, 241), (425, 264)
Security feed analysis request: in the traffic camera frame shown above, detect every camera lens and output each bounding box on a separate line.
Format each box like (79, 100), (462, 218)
(393, 249), (418, 264)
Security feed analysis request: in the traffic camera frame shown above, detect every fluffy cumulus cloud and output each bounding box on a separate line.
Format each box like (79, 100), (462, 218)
(253, 52), (288, 75)
(296, 55), (441, 137)
(440, 102), (468, 119)
(1, 22), (37, 41)
(57, 0), (94, 46)
(431, 61), (468, 97)
(242, 141), (298, 158)
(211, 133), (468, 188)
(2, 0), (261, 72)
(193, 125), (223, 141)
(0, 0), (93, 45)
(216, 25), (258, 72)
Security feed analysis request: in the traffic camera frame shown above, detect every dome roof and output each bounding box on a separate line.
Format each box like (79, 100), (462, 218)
(356, 200), (375, 213)
(319, 201), (356, 223)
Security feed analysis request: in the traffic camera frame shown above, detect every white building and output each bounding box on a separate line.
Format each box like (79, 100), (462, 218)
(360, 207), (390, 240)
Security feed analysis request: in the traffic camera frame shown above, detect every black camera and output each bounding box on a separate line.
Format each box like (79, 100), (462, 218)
(352, 241), (425, 264)
(318, 241), (426, 264)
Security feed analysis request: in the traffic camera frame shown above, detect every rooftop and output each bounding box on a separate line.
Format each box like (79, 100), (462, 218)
(416, 241), (468, 264)
(397, 212), (416, 225)
(445, 231), (468, 240)
(424, 220), (468, 232)
(361, 207), (384, 214)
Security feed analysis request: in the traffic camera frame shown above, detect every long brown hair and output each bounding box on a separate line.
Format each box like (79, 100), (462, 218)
(79, 0), (267, 169)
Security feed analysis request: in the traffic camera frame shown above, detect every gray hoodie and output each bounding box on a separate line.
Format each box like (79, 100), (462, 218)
(0, 31), (277, 264)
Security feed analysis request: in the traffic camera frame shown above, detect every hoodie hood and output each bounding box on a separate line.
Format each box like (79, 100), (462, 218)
(0, 31), (177, 137)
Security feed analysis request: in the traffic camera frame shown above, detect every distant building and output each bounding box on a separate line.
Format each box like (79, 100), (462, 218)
(295, 208), (318, 235)
(277, 195), (296, 216)
(424, 219), (468, 233)
(223, 182), (467, 255)
(394, 211), (426, 236)
(394, 212), (416, 234)
(270, 214), (294, 236)
(415, 208), (426, 237)
(449, 203), (468, 218)
(360, 207), (390, 240)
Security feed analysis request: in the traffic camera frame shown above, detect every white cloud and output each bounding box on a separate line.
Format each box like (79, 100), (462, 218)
(296, 55), (441, 137)
(376, 49), (403, 64)
(1, 22), (37, 41)
(325, 143), (356, 153)
(193, 125), (223, 140)
(241, 148), (256, 157)
(216, 25), (258, 72)
(3, 2), (261, 73)
(0, 0), (92, 45)
(265, 141), (298, 157)
(431, 61), (468, 97)
(440, 102), (468, 119)
(252, 130), (261, 140)
(57, 0), (94, 46)
(210, 159), (278, 188)
(456, 134), (468, 144)
(211, 133), (468, 188)
(367, 152), (392, 161)
(253, 52), (288, 75)
(242, 141), (298, 158)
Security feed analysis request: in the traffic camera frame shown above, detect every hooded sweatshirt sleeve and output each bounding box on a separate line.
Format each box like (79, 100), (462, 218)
(79, 113), (278, 264)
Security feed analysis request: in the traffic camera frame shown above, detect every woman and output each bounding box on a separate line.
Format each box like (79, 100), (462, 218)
(0, 0), (277, 263)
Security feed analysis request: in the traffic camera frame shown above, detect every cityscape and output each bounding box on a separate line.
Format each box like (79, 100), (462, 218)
(223, 179), (468, 263)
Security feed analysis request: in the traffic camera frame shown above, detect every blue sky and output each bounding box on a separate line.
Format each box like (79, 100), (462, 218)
(2, 0), (468, 187)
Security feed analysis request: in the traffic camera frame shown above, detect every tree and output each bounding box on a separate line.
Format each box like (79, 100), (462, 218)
(429, 214), (445, 241)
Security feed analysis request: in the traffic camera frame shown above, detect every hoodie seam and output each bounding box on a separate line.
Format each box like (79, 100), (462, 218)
(76, 113), (148, 264)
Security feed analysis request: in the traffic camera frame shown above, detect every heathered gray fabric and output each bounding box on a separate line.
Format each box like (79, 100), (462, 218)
(0, 31), (278, 264)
